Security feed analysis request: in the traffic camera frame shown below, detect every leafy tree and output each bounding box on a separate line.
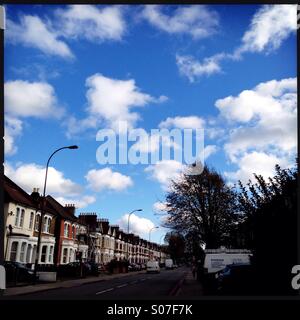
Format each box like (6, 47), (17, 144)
(163, 166), (239, 249)
(164, 232), (185, 262)
(238, 164), (297, 294)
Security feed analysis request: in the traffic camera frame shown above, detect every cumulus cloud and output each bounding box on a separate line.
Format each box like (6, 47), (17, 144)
(55, 5), (126, 42)
(203, 145), (218, 159)
(177, 5), (297, 82)
(6, 15), (73, 58)
(4, 116), (23, 156)
(142, 5), (219, 39)
(118, 213), (156, 238)
(216, 78), (297, 162)
(176, 53), (224, 82)
(5, 80), (63, 119)
(153, 201), (168, 213)
(237, 5), (297, 55)
(159, 116), (205, 129)
(85, 168), (133, 192)
(145, 160), (184, 189)
(84, 73), (167, 131)
(5, 162), (82, 196)
(224, 151), (291, 184)
(214, 78), (297, 184)
(55, 195), (96, 209)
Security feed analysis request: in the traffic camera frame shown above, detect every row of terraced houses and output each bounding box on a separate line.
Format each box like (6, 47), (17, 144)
(3, 175), (167, 268)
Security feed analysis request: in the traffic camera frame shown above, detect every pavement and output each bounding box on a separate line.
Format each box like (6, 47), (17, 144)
(176, 270), (204, 297)
(1, 267), (204, 299)
(2, 270), (145, 297)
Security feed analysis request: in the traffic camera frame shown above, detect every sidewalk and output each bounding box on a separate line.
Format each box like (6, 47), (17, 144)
(176, 270), (204, 297)
(2, 270), (145, 297)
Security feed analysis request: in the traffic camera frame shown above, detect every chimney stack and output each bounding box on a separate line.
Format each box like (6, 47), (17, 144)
(31, 188), (40, 202)
(64, 204), (76, 216)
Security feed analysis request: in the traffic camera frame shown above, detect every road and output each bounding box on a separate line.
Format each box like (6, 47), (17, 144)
(13, 267), (188, 300)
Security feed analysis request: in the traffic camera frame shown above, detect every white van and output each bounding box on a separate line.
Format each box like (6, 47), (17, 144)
(204, 249), (252, 274)
(165, 259), (174, 270)
(146, 260), (160, 273)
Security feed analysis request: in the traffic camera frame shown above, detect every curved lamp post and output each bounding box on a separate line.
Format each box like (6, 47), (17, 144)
(148, 226), (159, 261)
(33, 145), (78, 283)
(126, 209), (142, 261)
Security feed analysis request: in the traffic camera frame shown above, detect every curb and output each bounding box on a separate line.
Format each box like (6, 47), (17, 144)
(2, 271), (145, 297)
(168, 272), (187, 296)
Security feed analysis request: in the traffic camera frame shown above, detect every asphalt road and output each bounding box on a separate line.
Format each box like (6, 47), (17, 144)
(14, 267), (188, 300)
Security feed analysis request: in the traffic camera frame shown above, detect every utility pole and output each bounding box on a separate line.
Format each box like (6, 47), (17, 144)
(0, 5), (5, 295)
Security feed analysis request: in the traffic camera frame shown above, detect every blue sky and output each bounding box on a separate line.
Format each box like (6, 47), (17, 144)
(4, 4), (297, 243)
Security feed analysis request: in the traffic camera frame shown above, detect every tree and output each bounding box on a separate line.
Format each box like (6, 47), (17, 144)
(164, 166), (239, 249)
(164, 232), (185, 262)
(237, 164), (297, 294)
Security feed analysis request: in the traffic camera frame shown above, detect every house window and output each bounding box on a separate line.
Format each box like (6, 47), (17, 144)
(10, 242), (18, 261)
(15, 208), (20, 226)
(20, 209), (25, 227)
(69, 249), (73, 262)
(72, 226), (76, 239)
(44, 217), (51, 233)
(20, 242), (26, 262)
(41, 245), (47, 263)
(29, 212), (34, 229)
(64, 223), (69, 237)
(63, 248), (68, 264)
(35, 215), (40, 231)
(43, 216), (47, 233)
(49, 246), (53, 263)
(26, 244), (32, 263)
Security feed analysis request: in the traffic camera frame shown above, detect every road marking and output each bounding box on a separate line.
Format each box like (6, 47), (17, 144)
(96, 288), (114, 295)
(130, 280), (138, 284)
(116, 284), (128, 288)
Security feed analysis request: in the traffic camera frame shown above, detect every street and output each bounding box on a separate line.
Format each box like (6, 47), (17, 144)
(11, 267), (190, 300)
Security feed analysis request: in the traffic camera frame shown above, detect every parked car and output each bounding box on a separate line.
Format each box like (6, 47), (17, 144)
(58, 262), (90, 277)
(4, 261), (38, 283)
(216, 263), (254, 294)
(146, 260), (160, 274)
(86, 262), (101, 276)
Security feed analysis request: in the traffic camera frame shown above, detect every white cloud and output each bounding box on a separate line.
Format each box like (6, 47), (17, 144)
(55, 5), (126, 42)
(142, 5), (219, 39)
(176, 53), (224, 82)
(6, 15), (73, 58)
(4, 162), (82, 196)
(118, 213), (156, 238)
(204, 145), (218, 159)
(85, 168), (133, 192)
(216, 78), (297, 162)
(159, 116), (205, 129)
(130, 128), (181, 154)
(214, 78), (297, 184)
(5, 80), (63, 119)
(153, 201), (167, 213)
(224, 151), (291, 184)
(4, 116), (23, 156)
(55, 195), (96, 209)
(238, 5), (297, 55)
(177, 5), (297, 82)
(85, 73), (167, 130)
(145, 160), (184, 189)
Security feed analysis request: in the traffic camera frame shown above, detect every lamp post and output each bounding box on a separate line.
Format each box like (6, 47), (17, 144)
(33, 145), (78, 283)
(159, 234), (165, 263)
(148, 226), (159, 261)
(126, 209), (142, 261)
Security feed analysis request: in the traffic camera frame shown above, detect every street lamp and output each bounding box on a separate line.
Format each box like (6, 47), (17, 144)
(148, 226), (159, 261)
(33, 145), (78, 283)
(126, 209), (142, 261)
